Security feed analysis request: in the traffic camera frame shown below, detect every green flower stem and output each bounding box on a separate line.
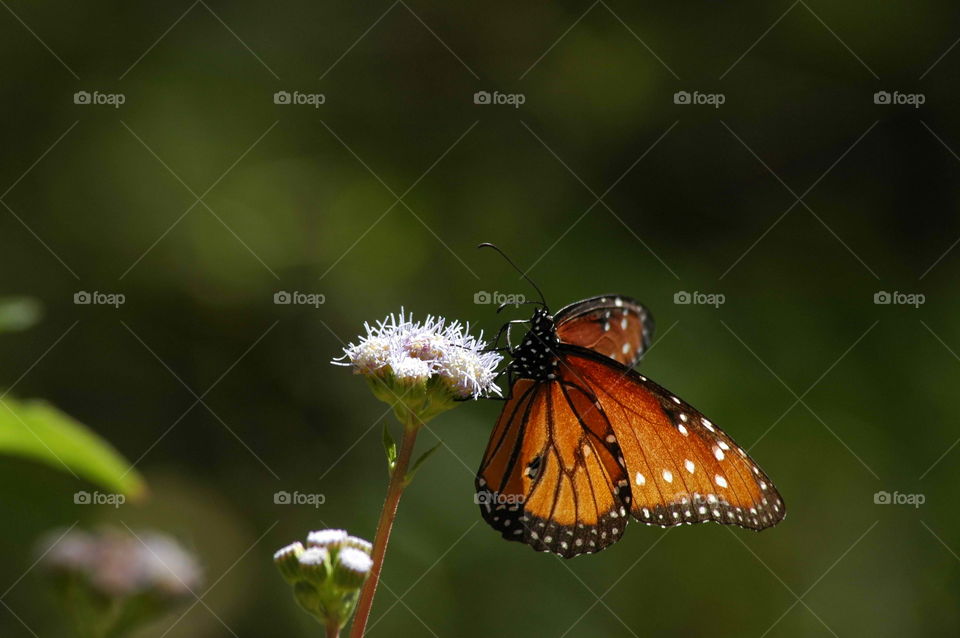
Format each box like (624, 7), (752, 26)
(349, 410), (421, 638)
(327, 617), (341, 638)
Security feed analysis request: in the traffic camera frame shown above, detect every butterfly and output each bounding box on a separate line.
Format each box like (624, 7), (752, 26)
(474, 247), (785, 558)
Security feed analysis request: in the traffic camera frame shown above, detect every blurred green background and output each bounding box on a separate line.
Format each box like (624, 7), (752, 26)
(1, 1), (959, 636)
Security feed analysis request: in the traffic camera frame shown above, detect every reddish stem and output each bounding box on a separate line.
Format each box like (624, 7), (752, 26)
(349, 418), (420, 638)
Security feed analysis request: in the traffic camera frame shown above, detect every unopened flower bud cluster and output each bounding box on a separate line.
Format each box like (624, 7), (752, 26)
(274, 529), (373, 629)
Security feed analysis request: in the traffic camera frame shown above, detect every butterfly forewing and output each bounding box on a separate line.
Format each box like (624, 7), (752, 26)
(554, 295), (654, 368)
(557, 347), (786, 530)
(476, 379), (630, 557)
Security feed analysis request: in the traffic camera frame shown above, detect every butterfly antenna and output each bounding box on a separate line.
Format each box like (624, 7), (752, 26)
(478, 243), (547, 307)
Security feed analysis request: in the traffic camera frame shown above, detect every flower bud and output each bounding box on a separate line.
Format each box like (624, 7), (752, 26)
(342, 535), (373, 555)
(273, 542), (304, 583)
(333, 547), (373, 589)
(297, 547), (330, 586)
(306, 529), (348, 548)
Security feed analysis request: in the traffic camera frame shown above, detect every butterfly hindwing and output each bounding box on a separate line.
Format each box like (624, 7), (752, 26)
(554, 295), (654, 368)
(476, 379), (630, 557)
(556, 346), (786, 531)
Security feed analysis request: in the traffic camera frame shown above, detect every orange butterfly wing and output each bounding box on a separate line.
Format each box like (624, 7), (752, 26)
(476, 379), (631, 557)
(554, 295), (653, 367)
(477, 301), (784, 558)
(557, 347), (786, 530)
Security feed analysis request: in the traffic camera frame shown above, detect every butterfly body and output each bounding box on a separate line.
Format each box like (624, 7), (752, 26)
(506, 308), (561, 381)
(477, 294), (785, 558)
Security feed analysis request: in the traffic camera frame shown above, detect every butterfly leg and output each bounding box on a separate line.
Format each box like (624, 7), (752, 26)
(482, 369), (516, 401)
(491, 319), (530, 352)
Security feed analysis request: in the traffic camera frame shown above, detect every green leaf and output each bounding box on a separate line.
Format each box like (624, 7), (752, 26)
(0, 397), (146, 499)
(382, 422), (398, 472)
(404, 440), (443, 484)
(0, 297), (42, 333)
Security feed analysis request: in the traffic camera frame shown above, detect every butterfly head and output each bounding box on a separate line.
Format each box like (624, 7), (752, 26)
(508, 308), (561, 381)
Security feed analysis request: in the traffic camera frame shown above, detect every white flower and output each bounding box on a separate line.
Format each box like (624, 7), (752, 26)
(334, 309), (503, 400)
(40, 527), (202, 598)
(44, 530), (95, 571)
(343, 535), (373, 554)
(139, 532), (203, 596)
(274, 541), (305, 561)
(439, 337), (502, 399)
(337, 547), (373, 574)
(387, 354), (434, 384)
(306, 529), (348, 547)
(298, 547), (328, 566)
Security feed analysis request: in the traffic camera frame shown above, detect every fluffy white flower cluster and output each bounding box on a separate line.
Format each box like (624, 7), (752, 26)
(334, 309), (503, 400)
(41, 527), (202, 598)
